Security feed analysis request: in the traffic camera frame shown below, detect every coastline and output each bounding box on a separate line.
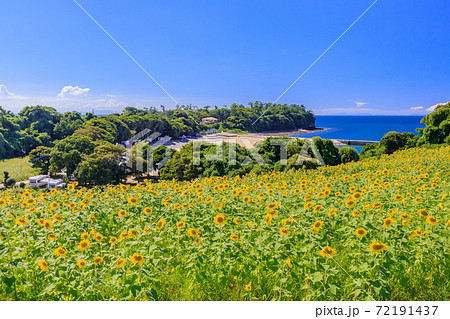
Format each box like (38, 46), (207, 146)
(165, 127), (326, 150)
(246, 127), (325, 137)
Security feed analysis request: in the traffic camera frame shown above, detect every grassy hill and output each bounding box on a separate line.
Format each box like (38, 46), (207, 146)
(0, 157), (40, 183)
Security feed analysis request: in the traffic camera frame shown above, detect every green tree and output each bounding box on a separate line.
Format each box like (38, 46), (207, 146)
(53, 111), (84, 140)
(74, 142), (126, 185)
(18, 105), (61, 137)
(29, 146), (52, 174)
(144, 145), (176, 171)
(73, 125), (114, 143)
(418, 102), (450, 145)
(338, 147), (359, 164)
(311, 136), (341, 166)
(50, 136), (95, 176)
(380, 131), (414, 154)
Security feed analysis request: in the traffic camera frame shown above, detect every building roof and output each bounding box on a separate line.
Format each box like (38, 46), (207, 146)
(201, 117), (218, 121)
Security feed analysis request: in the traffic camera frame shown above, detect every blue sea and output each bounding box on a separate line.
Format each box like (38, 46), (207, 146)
(291, 116), (425, 152)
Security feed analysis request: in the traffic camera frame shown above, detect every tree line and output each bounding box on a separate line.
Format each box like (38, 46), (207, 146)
(0, 102), (315, 160)
(0, 102), (314, 184)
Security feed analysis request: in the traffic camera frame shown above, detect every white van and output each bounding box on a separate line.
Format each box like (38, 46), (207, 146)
(29, 175), (49, 187)
(47, 178), (63, 188)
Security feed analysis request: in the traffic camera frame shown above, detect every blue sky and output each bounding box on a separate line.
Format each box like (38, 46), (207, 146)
(0, 0), (449, 115)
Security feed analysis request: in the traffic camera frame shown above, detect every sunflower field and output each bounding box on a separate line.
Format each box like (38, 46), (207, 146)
(0, 145), (449, 301)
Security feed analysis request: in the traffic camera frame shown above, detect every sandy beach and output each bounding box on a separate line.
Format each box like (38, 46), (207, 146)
(164, 128), (326, 150)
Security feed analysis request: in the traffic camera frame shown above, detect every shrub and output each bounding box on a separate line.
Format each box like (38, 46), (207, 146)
(5, 178), (16, 188)
(311, 137), (341, 166)
(380, 131), (415, 155)
(339, 147), (359, 164)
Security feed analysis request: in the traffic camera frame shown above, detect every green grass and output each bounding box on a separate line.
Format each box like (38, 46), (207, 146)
(0, 157), (40, 182)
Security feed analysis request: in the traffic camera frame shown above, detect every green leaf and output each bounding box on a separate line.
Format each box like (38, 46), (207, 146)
(311, 272), (323, 283)
(2, 275), (15, 288)
(147, 288), (158, 301)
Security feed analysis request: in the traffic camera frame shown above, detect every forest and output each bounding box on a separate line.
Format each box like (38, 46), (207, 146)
(0, 102), (315, 159)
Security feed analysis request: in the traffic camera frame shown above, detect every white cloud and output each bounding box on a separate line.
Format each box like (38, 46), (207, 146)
(58, 85), (90, 98)
(0, 84), (28, 100)
(426, 102), (450, 113)
(318, 107), (378, 115)
(0, 84), (14, 98)
(355, 101), (368, 108)
(410, 106), (423, 110)
(347, 99), (368, 108)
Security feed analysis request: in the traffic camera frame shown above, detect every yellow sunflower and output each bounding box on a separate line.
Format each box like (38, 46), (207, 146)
(355, 228), (367, 238)
(319, 246), (336, 258)
(157, 219), (166, 230)
(94, 257), (104, 266)
(15, 218), (27, 226)
(143, 207), (153, 215)
(352, 210), (361, 217)
(127, 197), (138, 205)
(78, 240), (91, 251)
(312, 220), (324, 233)
(119, 232), (130, 240)
(129, 229), (138, 237)
(177, 222), (186, 229)
(353, 192), (362, 200)
(230, 234), (239, 242)
(43, 219), (53, 229)
(383, 217), (394, 228)
(418, 209), (428, 218)
(37, 260), (49, 271)
(186, 228), (199, 238)
(130, 253), (145, 265)
(369, 242), (388, 254)
(426, 216), (438, 225)
(54, 247), (67, 257)
(50, 202), (59, 209)
(116, 258), (126, 268)
(328, 208), (337, 216)
(345, 200), (356, 208)
(214, 214), (227, 225)
(265, 214), (273, 225)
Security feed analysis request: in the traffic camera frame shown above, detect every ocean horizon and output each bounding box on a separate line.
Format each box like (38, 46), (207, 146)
(293, 115), (425, 141)
(291, 115), (425, 152)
